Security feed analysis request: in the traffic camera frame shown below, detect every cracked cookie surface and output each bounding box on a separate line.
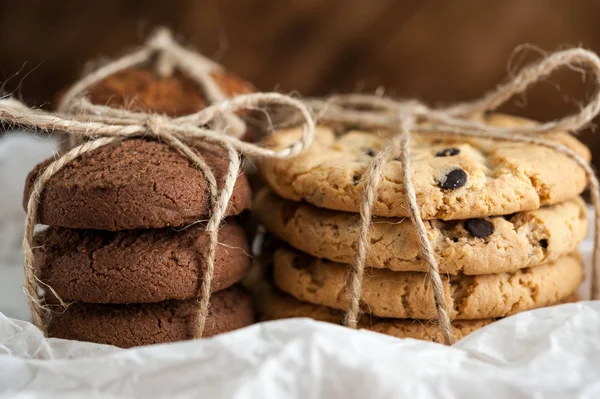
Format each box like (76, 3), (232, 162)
(35, 221), (250, 303)
(258, 289), (493, 343)
(83, 67), (255, 117)
(47, 285), (254, 348)
(254, 189), (588, 274)
(24, 139), (252, 230)
(258, 288), (580, 343)
(272, 247), (583, 320)
(258, 114), (590, 220)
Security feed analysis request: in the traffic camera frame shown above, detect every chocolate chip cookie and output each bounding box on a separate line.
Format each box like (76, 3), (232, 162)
(254, 189), (588, 274)
(258, 114), (590, 220)
(273, 247), (583, 320)
(258, 288), (580, 343)
(259, 288), (493, 343)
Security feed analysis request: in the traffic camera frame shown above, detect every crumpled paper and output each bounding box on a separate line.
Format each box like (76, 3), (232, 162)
(0, 132), (57, 321)
(1, 303), (600, 398)
(1, 131), (599, 398)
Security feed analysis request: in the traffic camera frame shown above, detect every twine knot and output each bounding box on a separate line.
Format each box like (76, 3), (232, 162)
(146, 27), (175, 52)
(145, 114), (170, 140)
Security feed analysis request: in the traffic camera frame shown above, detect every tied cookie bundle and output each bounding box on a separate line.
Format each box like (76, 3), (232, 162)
(255, 49), (600, 344)
(0, 29), (315, 348)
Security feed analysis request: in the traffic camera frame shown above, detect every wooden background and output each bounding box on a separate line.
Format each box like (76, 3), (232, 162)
(2, 0), (600, 160)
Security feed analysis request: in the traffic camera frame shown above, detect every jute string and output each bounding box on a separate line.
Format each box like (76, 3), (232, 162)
(58, 27), (246, 146)
(0, 29), (316, 338)
(305, 48), (600, 345)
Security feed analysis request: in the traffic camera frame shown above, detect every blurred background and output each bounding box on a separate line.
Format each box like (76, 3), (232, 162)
(2, 0), (600, 159)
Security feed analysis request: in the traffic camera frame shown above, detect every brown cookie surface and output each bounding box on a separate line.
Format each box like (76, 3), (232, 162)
(35, 221), (250, 303)
(62, 67), (255, 117)
(47, 285), (254, 348)
(273, 248), (583, 320)
(24, 139), (252, 230)
(257, 288), (581, 344)
(77, 67), (259, 142)
(254, 189), (588, 274)
(258, 289), (492, 343)
(258, 114), (590, 220)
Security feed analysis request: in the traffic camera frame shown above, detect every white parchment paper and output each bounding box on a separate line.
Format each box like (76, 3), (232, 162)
(1, 303), (600, 398)
(0, 132), (57, 321)
(1, 131), (599, 398)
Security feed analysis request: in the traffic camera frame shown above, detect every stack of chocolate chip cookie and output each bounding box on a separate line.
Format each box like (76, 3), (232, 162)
(25, 67), (256, 348)
(253, 114), (589, 342)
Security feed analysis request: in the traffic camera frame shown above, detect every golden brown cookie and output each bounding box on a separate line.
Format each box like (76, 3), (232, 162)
(258, 288), (581, 344)
(259, 289), (493, 343)
(254, 189), (588, 274)
(273, 247), (583, 320)
(258, 114), (590, 220)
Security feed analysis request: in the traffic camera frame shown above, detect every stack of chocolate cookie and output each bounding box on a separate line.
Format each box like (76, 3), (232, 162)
(253, 114), (589, 342)
(26, 67), (256, 348)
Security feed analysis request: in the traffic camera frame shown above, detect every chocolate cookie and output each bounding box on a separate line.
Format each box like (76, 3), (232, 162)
(35, 221), (250, 303)
(47, 286), (254, 348)
(273, 247), (583, 320)
(62, 67), (255, 117)
(24, 139), (252, 230)
(254, 189), (588, 274)
(258, 114), (590, 220)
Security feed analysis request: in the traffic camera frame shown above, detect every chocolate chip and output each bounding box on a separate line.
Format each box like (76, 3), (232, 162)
(365, 148), (376, 157)
(352, 172), (362, 185)
(438, 168), (468, 189)
(539, 239), (548, 249)
(436, 148), (460, 157)
(464, 218), (494, 238)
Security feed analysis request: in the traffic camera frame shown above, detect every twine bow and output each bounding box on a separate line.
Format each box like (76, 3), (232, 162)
(0, 29), (316, 338)
(58, 27), (248, 142)
(306, 48), (600, 345)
